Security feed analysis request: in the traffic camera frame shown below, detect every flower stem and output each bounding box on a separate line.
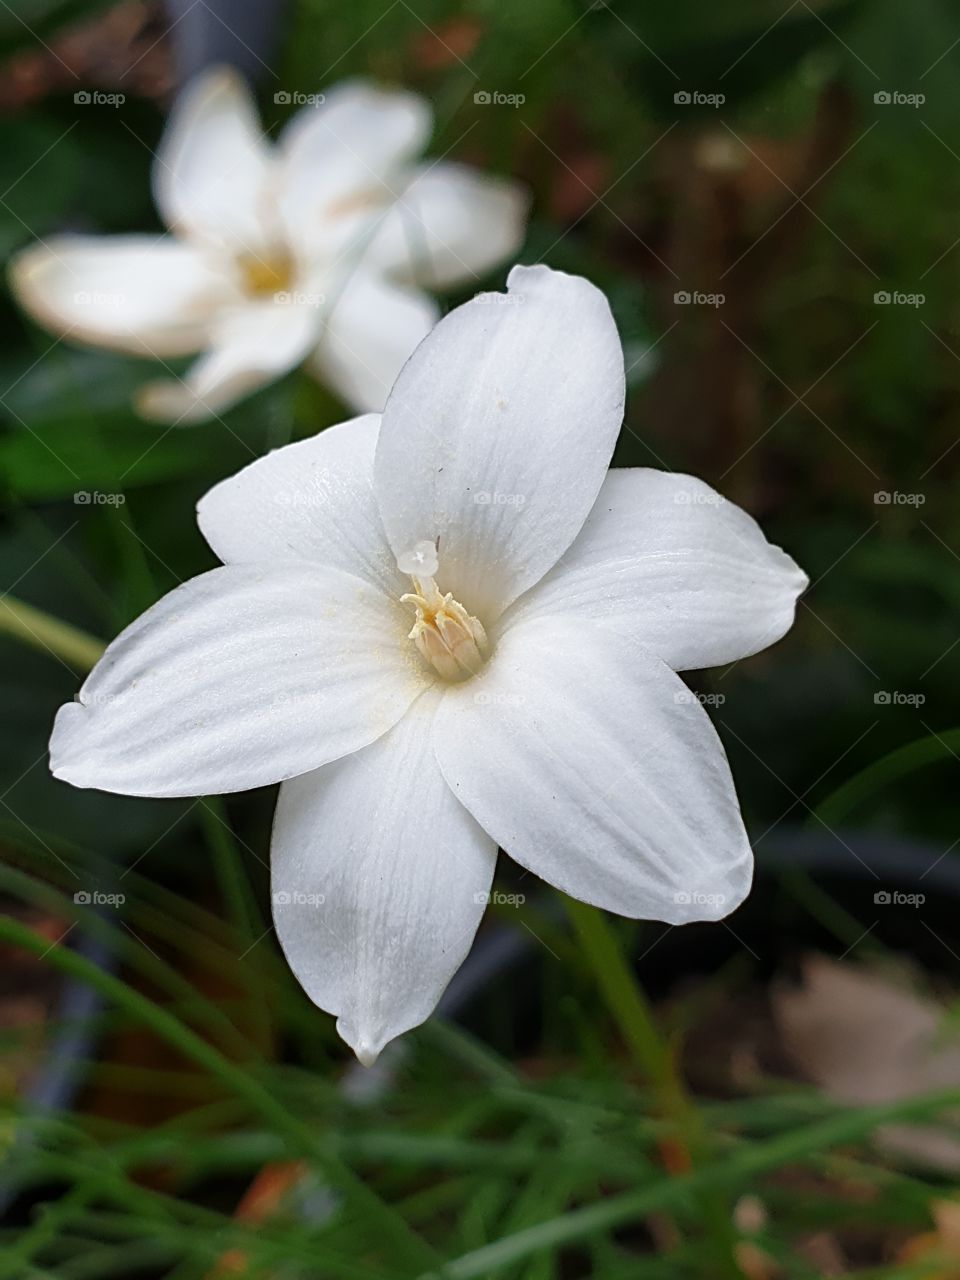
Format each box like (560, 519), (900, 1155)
(0, 594), (104, 672)
(563, 897), (742, 1272)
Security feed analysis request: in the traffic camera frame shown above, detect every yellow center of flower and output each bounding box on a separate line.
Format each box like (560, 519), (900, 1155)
(237, 252), (294, 297)
(398, 542), (488, 682)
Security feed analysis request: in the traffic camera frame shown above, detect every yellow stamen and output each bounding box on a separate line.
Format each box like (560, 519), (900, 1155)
(400, 573), (488, 682)
(237, 252), (294, 297)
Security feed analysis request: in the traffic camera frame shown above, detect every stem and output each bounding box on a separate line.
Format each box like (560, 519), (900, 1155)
(0, 596), (104, 672)
(564, 898), (740, 1272)
(199, 797), (273, 1054)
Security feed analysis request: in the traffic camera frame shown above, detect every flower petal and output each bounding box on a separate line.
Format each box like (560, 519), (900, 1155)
(136, 299), (321, 423)
(8, 235), (231, 356)
(153, 66), (276, 253)
(374, 264), (625, 621)
(507, 469), (808, 671)
(272, 690), (497, 1065)
(197, 414), (402, 595)
(308, 272), (439, 413)
(277, 80), (431, 260)
(50, 563), (431, 798)
(368, 162), (529, 288)
(434, 615), (752, 923)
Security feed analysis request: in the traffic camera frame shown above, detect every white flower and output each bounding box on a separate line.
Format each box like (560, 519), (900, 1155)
(49, 265), (807, 1065)
(9, 68), (527, 424)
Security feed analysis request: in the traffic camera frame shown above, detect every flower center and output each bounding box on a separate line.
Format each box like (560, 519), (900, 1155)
(237, 251), (294, 297)
(398, 542), (488, 682)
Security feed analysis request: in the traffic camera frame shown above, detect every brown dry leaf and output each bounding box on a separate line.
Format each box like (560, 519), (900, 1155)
(795, 1231), (847, 1276)
(897, 1197), (960, 1276)
(0, 2), (171, 114)
(773, 955), (960, 1172)
(411, 17), (482, 70)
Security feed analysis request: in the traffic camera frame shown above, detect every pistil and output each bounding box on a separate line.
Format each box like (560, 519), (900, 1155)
(398, 543), (488, 681)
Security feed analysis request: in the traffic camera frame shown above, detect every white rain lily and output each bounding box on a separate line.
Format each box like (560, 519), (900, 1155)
(49, 265), (807, 1065)
(9, 68), (527, 423)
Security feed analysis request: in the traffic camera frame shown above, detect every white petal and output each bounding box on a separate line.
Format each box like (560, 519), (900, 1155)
(136, 298), (321, 423)
(197, 414), (402, 595)
(153, 66), (276, 253)
(507, 469), (808, 671)
(272, 690), (497, 1064)
(277, 80), (431, 259)
(8, 235), (231, 356)
(308, 272), (439, 413)
(50, 563), (431, 798)
(434, 615), (752, 923)
(368, 162), (529, 288)
(374, 265), (625, 622)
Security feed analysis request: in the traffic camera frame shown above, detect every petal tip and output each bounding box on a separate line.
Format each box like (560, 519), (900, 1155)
(672, 854), (754, 925)
(337, 1018), (387, 1068)
(354, 1042), (381, 1069)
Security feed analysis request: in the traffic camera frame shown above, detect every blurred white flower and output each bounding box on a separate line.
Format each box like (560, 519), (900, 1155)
(49, 265), (807, 1065)
(9, 68), (527, 423)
